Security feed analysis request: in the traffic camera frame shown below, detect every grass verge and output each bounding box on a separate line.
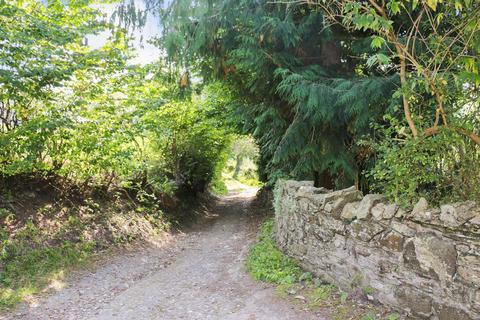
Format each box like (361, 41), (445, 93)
(0, 239), (95, 308)
(246, 219), (301, 284)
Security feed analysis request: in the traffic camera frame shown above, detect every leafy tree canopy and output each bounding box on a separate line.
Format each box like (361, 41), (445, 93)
(1, 0), (479, 205)
(0, 0), (233, 195)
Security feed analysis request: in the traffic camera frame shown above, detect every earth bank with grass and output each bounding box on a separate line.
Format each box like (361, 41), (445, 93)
(0, 178), (176, 309)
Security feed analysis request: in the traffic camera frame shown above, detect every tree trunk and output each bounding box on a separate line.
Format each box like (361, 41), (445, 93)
(172, 132), (181, 184)
(233, 155), (243, 179)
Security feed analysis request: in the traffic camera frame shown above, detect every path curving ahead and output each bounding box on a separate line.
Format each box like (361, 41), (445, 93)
(7, 188), (318, 320)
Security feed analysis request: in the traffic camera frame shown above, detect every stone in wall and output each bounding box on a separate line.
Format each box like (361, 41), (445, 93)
(275, 180), (480, 320)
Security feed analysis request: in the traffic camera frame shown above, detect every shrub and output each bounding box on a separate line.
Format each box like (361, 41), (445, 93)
(368, 126), (480, 206)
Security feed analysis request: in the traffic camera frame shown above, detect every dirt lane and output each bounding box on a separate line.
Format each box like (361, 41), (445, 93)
(6, 190), (319, 320)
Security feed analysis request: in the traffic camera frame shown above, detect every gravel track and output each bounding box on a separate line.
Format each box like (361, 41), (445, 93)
(5, 189), (320, 320)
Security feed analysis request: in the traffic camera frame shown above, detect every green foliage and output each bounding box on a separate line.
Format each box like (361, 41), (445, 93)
(246, 219), (302, 284)
(157, 0), (480, 203)
(0, 2), (234, 308)
(360, 314), (377, 320)
(0, 0), (233, 195)
(363, 286), (374, 295)
(1, 0), (479, 309)
(220, 135), (261, 187)
(273, 68), (397, 186)
(0, 0), (136, 183)
(385, 314), (400, 320)
(209, 177), (228, 195)
(1, 21), (230, 194)
(235, 175), (262, 188)
(0, 0), (103, 118)
(0, 233), (95, 308)
(307, 285), (336, 307)
(159, 0), (400, 188)
(368, 121), (480, 206)
(143, 97), (231, 192)
(317, 0), (480, 201)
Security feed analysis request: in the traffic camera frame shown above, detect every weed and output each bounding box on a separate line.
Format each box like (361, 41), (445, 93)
(333, 306), (350, 320)
(306, 284), (335, 308)
(275, 283), (296, 298)
(299, 272), (313, 282)
(0, 208), (12, 221)
(209, 178), (228, 195)
(360, 313), (377, 320)
(236, 176), (262, 187)
(246, 219), (302, 284)
(351, 272), (363, 288)
(363, 286), (375, 295)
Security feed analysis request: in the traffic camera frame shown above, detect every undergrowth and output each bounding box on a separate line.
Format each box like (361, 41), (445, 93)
(246, 218), (301, 284)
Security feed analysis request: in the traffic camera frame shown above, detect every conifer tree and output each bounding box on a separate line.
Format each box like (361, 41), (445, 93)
(159, 0), (399, 188)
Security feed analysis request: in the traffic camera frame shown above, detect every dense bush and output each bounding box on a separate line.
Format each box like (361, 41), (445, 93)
(368, 127), (480, 206)
(143, 97), (231, 192)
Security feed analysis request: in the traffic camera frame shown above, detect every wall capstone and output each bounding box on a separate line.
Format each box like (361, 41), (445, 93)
(275, 180), (480, 319)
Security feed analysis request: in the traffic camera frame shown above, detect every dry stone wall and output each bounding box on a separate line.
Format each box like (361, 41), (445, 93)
(275, 180), (480, 320)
